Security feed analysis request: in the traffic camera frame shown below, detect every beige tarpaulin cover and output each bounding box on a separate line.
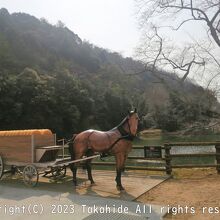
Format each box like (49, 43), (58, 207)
(0, 129), (52, 136)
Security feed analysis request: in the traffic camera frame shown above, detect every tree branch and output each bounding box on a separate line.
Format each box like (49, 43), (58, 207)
(157, 0), (220, 47)
(159, 2), (209, 22)
(211, 8), (220, 24)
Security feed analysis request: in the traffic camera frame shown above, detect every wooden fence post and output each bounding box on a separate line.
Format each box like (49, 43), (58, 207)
(215, 144), (220, 174)
(164, 143), (172, 175)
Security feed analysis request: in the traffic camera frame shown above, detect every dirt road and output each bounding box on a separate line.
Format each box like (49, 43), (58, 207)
(137, 168), (220, 220)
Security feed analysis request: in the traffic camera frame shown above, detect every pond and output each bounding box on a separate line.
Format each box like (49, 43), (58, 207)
(135, 133), (220, 146)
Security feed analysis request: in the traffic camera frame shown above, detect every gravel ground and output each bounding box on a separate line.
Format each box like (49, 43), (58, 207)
(136, 168), (220, 220)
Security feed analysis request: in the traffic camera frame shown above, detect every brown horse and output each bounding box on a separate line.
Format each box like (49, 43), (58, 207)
(68, 108), (139, 191)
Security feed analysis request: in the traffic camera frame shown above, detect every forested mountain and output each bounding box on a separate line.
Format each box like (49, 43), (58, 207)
(0, 8), (219, 137)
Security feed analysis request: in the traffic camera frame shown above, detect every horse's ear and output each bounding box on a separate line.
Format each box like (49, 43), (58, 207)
(134, 108), (137, 113)
(127, 110), (131, 116)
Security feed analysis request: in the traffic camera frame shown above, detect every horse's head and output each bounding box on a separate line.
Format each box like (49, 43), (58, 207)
(127, 108), (139, 136)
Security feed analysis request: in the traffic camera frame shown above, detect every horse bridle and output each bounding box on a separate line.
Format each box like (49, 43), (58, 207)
(117, 116), (136, 140)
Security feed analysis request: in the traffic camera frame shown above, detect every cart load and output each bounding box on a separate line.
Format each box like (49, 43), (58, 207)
(0, 129), (55, 164)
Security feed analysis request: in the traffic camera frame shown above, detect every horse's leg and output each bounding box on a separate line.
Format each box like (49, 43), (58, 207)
(68, 142), (78, 186)
(86, 159), (95, 185)
(70, 150), (86, 186)
(70, 163), (78, 186)
(115, 153), (126, 191)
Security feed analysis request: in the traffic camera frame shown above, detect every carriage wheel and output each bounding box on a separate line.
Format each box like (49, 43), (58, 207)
(51, 166), (66, 178)
(0, 155), (4, 180)
(23, 165), (39, 187)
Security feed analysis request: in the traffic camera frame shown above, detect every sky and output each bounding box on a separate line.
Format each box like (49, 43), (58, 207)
(0, 0), (141, 57)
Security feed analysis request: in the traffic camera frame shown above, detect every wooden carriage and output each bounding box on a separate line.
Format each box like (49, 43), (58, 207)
(0, 129), (99, 187)
(0, 129), (66, 186)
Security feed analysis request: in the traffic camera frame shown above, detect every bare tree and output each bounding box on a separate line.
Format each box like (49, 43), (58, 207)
(136, 0), (220, 46)
(136, 25), (206, 83)
(135, 0), (220, 93)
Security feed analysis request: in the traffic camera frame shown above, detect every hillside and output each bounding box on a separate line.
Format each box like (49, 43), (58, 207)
(0, 8), (219, 137)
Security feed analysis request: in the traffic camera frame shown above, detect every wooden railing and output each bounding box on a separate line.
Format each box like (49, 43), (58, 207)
(91, 145), (166, 172)
(164, 142), (220, 175)
(58, 142), (220, 175)
(91, 142), (220, 175)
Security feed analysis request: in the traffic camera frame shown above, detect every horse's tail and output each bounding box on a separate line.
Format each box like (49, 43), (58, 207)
(68, 134), (77, 160)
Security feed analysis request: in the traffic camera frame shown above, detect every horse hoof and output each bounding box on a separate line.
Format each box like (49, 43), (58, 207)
(73, 182), (78, 187)
(116, 185), (125, 191)
(90, 182), (96, 186)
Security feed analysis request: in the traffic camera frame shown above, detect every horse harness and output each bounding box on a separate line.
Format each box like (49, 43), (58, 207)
(100, 116), (136, 158)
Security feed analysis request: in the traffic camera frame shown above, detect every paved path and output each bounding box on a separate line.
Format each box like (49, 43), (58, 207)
(0, 185), (167, 220)
(0, 170), (169, 219)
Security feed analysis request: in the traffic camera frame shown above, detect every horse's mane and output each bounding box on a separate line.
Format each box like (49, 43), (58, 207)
(116, 116), (128, 128)
(115, 111), (136, 129)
